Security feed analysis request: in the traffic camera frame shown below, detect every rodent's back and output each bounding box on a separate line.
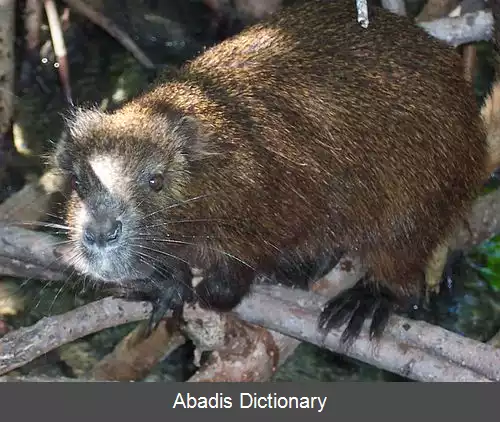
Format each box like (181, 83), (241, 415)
(129, 0), (486, 287)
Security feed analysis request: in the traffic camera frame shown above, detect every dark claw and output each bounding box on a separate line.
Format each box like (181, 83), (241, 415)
(318, 289), (358, 330)
(143, 272), (194, 337)
(318, 278), (396, 345)
(143, 289), (184, 338)
(108, 285), (186, 339)
(369, 300), (392, 339)
(106, 264), (194, 339)
(342, 294), (377, 343)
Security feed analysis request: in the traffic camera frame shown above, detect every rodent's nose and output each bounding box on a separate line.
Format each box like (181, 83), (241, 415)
(82, 219), (122, 248)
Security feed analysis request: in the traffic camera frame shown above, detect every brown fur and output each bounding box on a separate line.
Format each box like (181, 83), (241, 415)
(55, 0), (488, 338)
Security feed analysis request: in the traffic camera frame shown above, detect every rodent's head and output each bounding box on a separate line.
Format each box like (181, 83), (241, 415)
(52, 107), (212, 283)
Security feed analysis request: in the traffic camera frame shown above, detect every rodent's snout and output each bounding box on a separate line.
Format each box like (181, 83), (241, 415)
(82, 218), (123, 249)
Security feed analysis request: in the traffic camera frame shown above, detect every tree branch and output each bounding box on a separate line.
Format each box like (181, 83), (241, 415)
(381, 0), (407, 17)
(0, 0), (15, 137)
(418, 10), (493, 46)
(239, 284), (500, 382)
(1, 284), (498, 381)
(0, 297), (151, 375)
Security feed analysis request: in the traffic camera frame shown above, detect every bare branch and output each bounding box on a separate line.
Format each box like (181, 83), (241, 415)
(90, 320), (186, 381)
(1, 286), (498, 381)
(44, 0), (73, 105)
(238, 284), (500, 382)
(381, 0), (407, 16)
(0, 0), (15, 136)
(418, 10), (493, 46)
(0, 170), (65, 226)
(25, 0), (42, 52)
(356, 0), (370, 28)
(415, 0), (461, 22)
(0, 226), (68, 281)
(0, 297), (151, 375)
(449, 188), (500, 250)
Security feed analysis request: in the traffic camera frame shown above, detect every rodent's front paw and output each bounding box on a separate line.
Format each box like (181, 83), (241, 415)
(144, 286), (187, 337)
(143, 267), (194, 337)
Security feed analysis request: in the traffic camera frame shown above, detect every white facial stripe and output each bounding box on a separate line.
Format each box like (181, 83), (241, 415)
(88, 154), (125, 195)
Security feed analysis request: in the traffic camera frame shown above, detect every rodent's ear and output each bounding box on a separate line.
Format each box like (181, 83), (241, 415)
(63, 107), (106, 141)
(51, 107), (106, 171)
(49, 107), (103, 171)
(170, 114), (216, 161)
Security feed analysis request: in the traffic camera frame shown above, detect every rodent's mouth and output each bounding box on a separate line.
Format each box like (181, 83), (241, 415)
(80, 260), (155, 285)
(89, 272), (130, 284)
(88, 260), (155, 284)
(62, 241), (155, 285)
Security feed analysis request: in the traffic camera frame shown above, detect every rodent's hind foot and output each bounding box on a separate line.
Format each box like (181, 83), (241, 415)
(424, 241), (460, 303)
(317, 277), (398, 345)
(437, 249), (463, 297)
(422, 249), (463, 311)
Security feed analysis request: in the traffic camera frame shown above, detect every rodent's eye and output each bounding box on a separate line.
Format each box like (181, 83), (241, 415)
(148, 173), (164, 192)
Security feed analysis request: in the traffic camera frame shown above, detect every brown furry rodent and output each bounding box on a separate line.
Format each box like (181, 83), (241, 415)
(52, 0), (489, 342)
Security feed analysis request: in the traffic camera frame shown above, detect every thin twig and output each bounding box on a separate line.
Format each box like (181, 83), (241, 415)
(25, 0), (42, 52)
(0, 0), (15, 136)
(44, 0), (73, 105)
